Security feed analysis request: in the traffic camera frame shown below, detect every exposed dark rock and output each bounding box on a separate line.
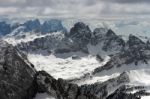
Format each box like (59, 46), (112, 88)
(69, 22), (92, 51)
(107, 88), (140, 99)
(33, 71), (129, 99)
(17, 22), (93, 55)
(17, 33), (72, 55)
(92, 28), (125, 53)
(34, 71), (79, 99)
(96, 54), (104, 62)
(0, 41), (36, 99)
(93, 34), (150, 74)
(106, 85), (150, 99)
(91, 28), (107, 45)
(72, 55), (81, 60)
(127, 34), (146, 50)
(102, 29), (125, 52)
(54, 48), (72, 54)
(16, 22), (126, 55)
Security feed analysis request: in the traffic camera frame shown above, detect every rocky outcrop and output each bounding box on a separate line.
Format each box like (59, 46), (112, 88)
(17, 32), (74, 55)
(107, 87), (140, 99)
(33, 71), (129, 99)
(92, 28), (125, 53)
(69, 22), (92, 52)
(16, 22), (93, 55)
(91, 28), (108, 45)
(15, 22), (126, 55)
(102, 29), (125, 52)
(34, 71), (79, 99)
(106, 84), (150, 99)
(0, 40), (36, 99)
(93, 34), (150, 74)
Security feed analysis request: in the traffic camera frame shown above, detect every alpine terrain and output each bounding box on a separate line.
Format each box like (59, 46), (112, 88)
(0, 19), (149, 99)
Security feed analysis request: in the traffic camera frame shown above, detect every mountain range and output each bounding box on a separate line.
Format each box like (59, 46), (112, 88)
(0, 19), (67, 36)
(0, 19), (149, 99)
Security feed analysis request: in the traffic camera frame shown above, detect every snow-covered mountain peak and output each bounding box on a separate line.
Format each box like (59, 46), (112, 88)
(2, 20), (150, 99)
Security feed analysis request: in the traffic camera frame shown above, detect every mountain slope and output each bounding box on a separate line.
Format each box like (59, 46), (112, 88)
(0, 40), (36, 99)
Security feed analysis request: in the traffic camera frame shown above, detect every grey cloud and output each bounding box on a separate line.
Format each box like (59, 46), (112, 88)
(103, 0), (150, 4)
(0, 0), (149, 19)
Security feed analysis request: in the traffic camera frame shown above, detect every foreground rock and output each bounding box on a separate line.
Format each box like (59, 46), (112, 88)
(107, 86), (140, 99)
(34, 71), (130, 99)
(0, 41), (36, 99)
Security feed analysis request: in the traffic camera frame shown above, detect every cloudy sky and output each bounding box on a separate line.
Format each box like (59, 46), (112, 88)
(0, 0), (150, 19)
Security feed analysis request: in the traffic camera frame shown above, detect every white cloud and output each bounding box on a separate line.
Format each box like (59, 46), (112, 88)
(0, 7), (17, 14)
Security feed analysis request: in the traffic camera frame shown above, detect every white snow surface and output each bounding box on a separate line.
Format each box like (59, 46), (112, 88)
(76, 72), (120, 86)
(3, 31), (62, 45)
(34, 93), (55, 99)
(141, 96), (150, 99)
(28, 52), (110, 80)
(128, 69), (150, 86)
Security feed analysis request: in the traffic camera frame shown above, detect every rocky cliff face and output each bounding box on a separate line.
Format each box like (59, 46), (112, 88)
(93, 34), (150, 74)
(0, 40), (36, 99)
(69, 22), (92, 51)
(16, 22), (94, 54)
(33, 71), (130, 99)
(17, 32), (74, 55)
(16, 22), (125, 55)
(106, 86), (141, 99)
(91, 28), (125, 53)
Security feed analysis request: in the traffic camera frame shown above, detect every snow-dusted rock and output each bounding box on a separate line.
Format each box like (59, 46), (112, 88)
(17, 32), (73, 55)
(33, 70), (129, 99)
(91, 28), (125, 54)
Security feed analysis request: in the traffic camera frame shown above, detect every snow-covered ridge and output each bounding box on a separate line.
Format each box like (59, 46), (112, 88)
(3, 31), (63, 45)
